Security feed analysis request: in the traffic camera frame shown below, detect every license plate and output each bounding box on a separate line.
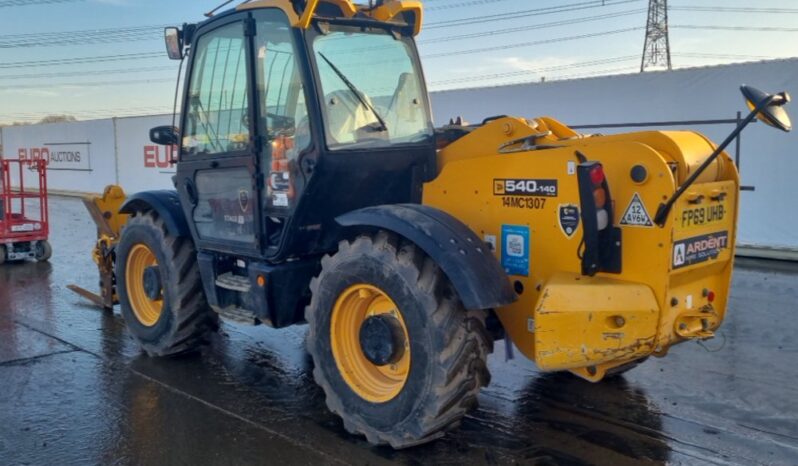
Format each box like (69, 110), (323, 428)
(11, 224), (35, 232)
(679, 202), (728, 230)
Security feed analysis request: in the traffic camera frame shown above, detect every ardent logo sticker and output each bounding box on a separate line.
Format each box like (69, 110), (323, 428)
(673, 231), (729, 269)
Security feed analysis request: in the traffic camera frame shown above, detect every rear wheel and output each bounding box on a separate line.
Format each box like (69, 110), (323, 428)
(34, 240), (52, 262)
(116, 211), (218, 356)
(306, 231), (492, 448)
(0, 245), (6, 265)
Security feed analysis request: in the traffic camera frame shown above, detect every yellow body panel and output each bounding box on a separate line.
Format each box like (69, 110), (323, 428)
(534, 272), (659, 372)
(424, 117), (739, 380)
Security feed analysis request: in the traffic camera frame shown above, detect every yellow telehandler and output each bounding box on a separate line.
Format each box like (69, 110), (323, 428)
(71, 0), (791, 448)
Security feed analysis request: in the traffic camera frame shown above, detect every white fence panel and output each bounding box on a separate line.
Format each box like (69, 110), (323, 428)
(430, 59), (798, 252)
(1, 119), (117, 194)
(115, 115), (177, 193)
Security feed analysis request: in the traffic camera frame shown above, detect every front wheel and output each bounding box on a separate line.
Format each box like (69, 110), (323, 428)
(116, 211), (218, 356)
(306, 232), (492, 448)
(35, 240), (52, 262)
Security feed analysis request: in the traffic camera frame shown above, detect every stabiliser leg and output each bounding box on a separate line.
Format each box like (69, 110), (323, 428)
(68, 185), (128, 311)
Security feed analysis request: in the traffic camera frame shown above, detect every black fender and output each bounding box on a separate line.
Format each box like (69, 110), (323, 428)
(336, 204), (516, 310)
(120, 190), (190, 237)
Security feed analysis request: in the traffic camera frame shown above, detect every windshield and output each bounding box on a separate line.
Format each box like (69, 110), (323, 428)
(312, 28), (433, 150)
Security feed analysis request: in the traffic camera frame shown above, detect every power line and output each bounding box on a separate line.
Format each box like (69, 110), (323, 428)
(3, 107), (174, 119)
(425, 0), (509, 11)
(421, 9), (646, 44)
(0, 25), (167, 48)
(431, 55), (639, 85)
(424, 27), (642, 59)
(0, 0), (85, 7)
(425, 0), (642, 29)
(3, 106), (172, 117)
(0, 52), (164, 69)
(670, 5), (798, 14)
(0, 65), (177, 80)
(433, 65), (640, 91)
(0, 24), (166, 39)
(675, 52), (778, 60)
(671, 25), (798, 33)
(0, 77), (174, 90)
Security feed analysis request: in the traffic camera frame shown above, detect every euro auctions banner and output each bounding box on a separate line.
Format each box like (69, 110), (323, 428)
(17, 142), (92, 171)
(1, 119), (116, 193)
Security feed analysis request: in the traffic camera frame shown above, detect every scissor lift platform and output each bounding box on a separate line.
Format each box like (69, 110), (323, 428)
(0, 158), (51, 263)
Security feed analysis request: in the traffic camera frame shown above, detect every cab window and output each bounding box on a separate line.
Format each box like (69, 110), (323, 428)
(254, 10), (311, 213)
(312, 27), (433, 151)
(183, 22), (250, 156)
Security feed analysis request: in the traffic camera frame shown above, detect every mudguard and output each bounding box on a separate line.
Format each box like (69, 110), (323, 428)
(336, 204), (516, 310)
(119, 190), (190, 237)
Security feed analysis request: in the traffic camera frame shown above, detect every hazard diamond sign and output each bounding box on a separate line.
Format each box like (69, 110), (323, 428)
(620, 193), (653, 227)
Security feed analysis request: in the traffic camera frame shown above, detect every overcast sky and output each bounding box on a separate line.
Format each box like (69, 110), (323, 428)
(1, 0), (796, 124)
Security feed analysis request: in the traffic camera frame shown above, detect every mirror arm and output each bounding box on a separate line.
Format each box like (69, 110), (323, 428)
(653, 94), (777, 227)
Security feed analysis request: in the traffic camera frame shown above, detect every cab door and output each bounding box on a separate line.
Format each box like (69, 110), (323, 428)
(176, 13), (262, 256)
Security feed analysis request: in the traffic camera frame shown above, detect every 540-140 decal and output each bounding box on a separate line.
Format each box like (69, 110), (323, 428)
(495, 179), (558, 210)
(494, 179), (558, 197)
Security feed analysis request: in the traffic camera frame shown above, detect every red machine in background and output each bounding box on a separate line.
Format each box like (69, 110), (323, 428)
(0, 158), (51, 264)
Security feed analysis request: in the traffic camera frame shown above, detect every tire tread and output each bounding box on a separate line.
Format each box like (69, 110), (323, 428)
(305, 230), (492, 448)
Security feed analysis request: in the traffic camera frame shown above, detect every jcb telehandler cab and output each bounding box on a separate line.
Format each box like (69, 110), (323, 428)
(102, 0), (790, 448)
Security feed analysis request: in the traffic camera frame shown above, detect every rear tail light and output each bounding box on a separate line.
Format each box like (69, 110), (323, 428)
(593, 187), (607, 209)
(589, 165), (605, 185)
(588, 164), (610, 229)
(576, 159), (621, 276)
(596, 208), (609, 230)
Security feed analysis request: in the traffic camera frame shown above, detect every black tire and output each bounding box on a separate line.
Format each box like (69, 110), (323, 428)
(306, 231), (492, 448)
(0, 245), (6, 265)
(35, 240), (52, 262)
(116, 210), (218, 356)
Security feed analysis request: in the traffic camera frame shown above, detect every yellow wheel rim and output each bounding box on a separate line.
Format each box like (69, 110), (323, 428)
(330, 284), (411, 403)
(125, 243), (163, 327)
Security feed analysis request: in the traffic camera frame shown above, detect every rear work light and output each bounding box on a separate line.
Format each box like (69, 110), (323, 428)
(576, 156), (622, 276)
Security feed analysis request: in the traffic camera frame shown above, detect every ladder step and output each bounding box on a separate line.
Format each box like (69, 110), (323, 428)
(214, 305), (259, 325)
(215, 272), (251, 292)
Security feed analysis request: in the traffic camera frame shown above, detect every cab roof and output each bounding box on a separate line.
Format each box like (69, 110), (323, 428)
(230, 0), (423, 35)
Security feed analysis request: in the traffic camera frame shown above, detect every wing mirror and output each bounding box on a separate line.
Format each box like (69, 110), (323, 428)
(150, 126), (179, 146)
(741, 85), (792, 132)
(165, 27), (183, 60)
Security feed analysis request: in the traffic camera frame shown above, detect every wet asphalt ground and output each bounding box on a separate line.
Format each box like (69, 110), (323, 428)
(1, 196), (797, 465)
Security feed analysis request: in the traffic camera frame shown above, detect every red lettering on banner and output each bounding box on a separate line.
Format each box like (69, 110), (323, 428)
(19, 148), (50, 165)
(144, 146), (156, 168)
(144, 145), (174, 169)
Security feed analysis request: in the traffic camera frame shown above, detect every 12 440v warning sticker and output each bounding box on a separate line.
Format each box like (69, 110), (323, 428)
(620, 193), (653, 227)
